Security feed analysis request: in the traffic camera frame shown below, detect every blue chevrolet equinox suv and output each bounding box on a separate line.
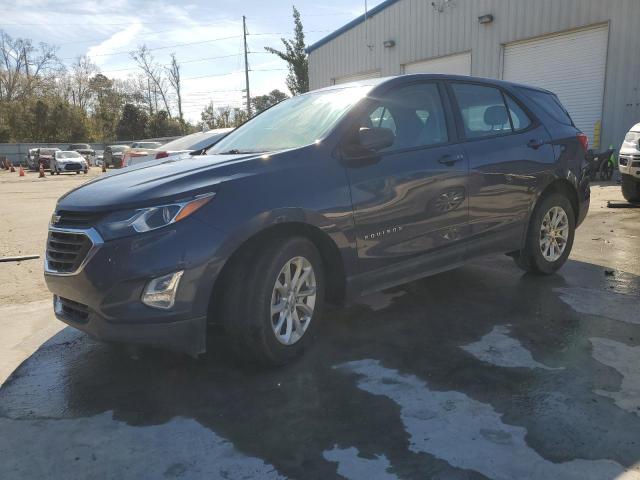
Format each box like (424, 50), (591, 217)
(45, 75), (590, 364)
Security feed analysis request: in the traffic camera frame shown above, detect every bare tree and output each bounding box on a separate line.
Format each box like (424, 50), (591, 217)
(69, 55), (97, 111)
(166, 53), (183, 129)
(130, 45), (172, 117)
(0, 31), (59, 101)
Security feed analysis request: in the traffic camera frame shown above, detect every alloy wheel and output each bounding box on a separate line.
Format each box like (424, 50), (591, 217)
(270, 256), (317, 345)
(539, 206), (569, 262)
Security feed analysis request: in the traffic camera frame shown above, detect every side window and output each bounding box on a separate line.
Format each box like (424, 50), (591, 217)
(363, 83), (448, 151)
(451, 83), (512, 139)
(368, 106), (397, 134)
(517, 88), (574, 126)
(504, 94), (532, 131)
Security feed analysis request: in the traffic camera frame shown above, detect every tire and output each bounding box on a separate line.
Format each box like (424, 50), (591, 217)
(514, 192), (576, 275)
(222, 236), (324, 365)
(76, 171), (80, 174)
(621, 174), (640, 203)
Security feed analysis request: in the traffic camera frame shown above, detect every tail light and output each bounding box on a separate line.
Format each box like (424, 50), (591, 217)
(155, 151), (169, 159)
(576, 133), (589, 152)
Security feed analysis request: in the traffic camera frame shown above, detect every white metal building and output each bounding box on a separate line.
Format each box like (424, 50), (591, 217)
(307, 0), (640, 150)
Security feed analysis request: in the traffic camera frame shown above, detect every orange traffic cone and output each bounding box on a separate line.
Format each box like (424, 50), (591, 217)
(39, 163), (45, 178)
(19, 166), (24, 177)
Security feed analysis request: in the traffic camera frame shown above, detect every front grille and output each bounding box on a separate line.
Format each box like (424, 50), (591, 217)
(633, 161), (640, 168)
(63, 163), (82, 171)
(55, 210), (104, 228)
(56, 296), (90, 323)
(46, 230), (93, 274)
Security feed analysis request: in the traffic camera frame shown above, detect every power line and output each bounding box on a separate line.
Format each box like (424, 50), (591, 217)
(100, 53), (243, 73)
(60, 34), (242, 60)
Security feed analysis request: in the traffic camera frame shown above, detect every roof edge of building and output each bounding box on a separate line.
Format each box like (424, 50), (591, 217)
(306, 0), (402, 54)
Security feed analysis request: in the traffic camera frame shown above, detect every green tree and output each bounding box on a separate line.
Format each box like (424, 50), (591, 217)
(116, 103), (148, 140)
(148, 110), (183, 137)
(264, 6), (309, 95)
(251, 89), (288, 114)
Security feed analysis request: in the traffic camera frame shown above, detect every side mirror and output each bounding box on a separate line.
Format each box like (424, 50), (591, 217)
(359, 127), (395, 152)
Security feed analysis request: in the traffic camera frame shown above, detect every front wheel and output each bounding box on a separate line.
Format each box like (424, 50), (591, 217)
(621, 174), (640, 203)
(223, 236), (324, 365)
(514, 193), (576, 275)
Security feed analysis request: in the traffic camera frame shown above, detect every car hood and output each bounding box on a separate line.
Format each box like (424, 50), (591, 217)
(57, 153), (261, 212)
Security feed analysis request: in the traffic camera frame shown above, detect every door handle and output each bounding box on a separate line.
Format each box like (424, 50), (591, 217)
(527, 139), (545, 150)
(438, 154), (464, 166)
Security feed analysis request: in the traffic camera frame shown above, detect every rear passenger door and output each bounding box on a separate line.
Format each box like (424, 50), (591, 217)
(345, 81), (469, 275)
(448, 82), (554, 253)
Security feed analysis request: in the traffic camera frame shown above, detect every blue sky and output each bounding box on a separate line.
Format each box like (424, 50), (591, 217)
(0, 0), (385, 121)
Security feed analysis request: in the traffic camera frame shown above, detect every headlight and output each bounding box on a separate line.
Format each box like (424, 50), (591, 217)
(98, 193), (215, 240)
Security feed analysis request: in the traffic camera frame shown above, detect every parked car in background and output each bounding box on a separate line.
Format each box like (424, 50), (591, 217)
(94, 150), (104, 167)
(52, 151), (88, 175)
(26, 148), (39, 170)
(67, 143), (95, 162)
(121, 141), (163, 167)
(103, 145), (130, 168)
(130, 141), (163, 150)
(35, 148), (60, 170)
(619, 122), (640, 203)
(45, 75), (590, 365)
(123, 129), (233, 167)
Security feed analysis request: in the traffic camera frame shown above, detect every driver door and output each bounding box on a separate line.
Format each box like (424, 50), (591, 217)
(343, 81), (469, 280)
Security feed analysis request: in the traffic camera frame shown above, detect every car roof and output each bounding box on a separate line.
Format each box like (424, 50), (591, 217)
(312, 74), (555, 96)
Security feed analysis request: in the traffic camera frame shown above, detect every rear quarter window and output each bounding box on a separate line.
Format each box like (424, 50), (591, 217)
(517, 88), (573, 126)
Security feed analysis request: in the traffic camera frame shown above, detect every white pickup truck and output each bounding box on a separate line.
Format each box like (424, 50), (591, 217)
(619, 122), (640, 203)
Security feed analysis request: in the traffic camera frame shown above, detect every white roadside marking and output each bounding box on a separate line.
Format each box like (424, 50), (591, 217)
(461, 325), (561, 370)
(323, 446), (399, 480)
(555, 287), (639, 324)
(337, 359), (638, 480)
(590, 337), (640, 416)
(0, 412), (286, 480)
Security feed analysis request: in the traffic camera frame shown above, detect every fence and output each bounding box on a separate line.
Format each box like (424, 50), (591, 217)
(0, 136), (180, 166)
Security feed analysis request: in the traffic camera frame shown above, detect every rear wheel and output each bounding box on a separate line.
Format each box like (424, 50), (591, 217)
(222, 236), (324, 365)
(621, 174), (640, 203)
(514, 193), (575, 275)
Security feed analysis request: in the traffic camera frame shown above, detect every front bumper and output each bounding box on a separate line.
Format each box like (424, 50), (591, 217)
(59, 162), (86, 172)
(44, 217), (228, 355)
(619, 153), (640, 179)
(53, 295), (206, 354)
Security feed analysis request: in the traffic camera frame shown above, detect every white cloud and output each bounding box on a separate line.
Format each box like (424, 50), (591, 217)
(87, 21), (143, 66)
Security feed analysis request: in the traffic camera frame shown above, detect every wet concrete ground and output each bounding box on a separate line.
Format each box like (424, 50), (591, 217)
(1, 252), (640, 479)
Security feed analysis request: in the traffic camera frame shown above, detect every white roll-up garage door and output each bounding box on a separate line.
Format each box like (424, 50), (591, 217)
(503, 25), (608, 144)
(334, 70), (381, 85)
(403, 52), (471, 76)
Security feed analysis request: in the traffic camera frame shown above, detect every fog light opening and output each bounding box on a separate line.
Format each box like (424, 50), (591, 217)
(142, 271), (184, 310)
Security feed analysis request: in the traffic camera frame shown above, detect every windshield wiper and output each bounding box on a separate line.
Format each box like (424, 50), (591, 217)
(218, 149), (265, 155)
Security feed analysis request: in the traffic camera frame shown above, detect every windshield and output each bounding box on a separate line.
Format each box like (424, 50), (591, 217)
(58, 151), (82, 159)
(69, 144), (90, 150)
(39, 148), (59, 155)
(161, 130), (230, 151)
(210, 85), (371, 154)
(110, 146), (128, 153)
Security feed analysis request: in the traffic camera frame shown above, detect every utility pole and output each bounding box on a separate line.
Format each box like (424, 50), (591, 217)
(242, 15), (251, 117)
